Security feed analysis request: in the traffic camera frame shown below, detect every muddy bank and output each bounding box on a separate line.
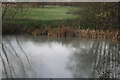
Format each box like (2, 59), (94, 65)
(25, 26), (120, 39)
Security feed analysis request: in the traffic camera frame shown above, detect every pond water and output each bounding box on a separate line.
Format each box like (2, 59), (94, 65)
(1, 35), (120, 78)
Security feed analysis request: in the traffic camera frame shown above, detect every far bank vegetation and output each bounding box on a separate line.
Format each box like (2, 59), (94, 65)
(2, 2), (120, 39)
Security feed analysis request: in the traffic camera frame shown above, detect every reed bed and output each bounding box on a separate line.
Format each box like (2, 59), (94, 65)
(26, 26), (120, 39)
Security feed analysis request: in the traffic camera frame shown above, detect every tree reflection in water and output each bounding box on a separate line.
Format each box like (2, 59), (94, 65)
(1, 36), (36, 78)
(1, 35), (120, 78)
(67, 39), (120, 78)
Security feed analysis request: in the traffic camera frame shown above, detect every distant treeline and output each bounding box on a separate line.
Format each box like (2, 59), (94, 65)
(2, 2), (101, 8)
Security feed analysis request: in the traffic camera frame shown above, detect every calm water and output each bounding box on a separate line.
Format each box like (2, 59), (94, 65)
(1, 35), (120, 78)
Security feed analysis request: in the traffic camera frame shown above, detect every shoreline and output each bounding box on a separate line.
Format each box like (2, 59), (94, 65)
(3, 25), (120, 40)
(26, 27), (120, 39)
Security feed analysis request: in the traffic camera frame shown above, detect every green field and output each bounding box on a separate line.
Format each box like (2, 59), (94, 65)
(3, 6), (80, 28)
(26, 6), (78, 20)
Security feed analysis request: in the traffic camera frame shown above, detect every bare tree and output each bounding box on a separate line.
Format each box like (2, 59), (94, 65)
(2, 3), (10, 19)
(2, 2), (29, 19)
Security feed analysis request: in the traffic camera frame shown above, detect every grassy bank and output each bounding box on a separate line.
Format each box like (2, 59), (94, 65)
(3, 6), (79, 28)
(3, 6), (120, 39)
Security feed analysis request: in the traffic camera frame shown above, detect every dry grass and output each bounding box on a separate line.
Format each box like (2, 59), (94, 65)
(26, 26), (120, 39)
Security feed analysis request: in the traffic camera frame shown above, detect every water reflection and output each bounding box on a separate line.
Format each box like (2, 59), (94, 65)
(67, 40), (120, 78)
(1, 35), (120, 78)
